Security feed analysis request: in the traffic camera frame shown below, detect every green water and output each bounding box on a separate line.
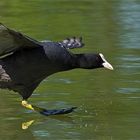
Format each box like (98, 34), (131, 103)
(0, 0), (140, 139)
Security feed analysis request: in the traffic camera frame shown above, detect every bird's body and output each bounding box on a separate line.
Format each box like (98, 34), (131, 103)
(0, 23), (113, 116)
(0, 42), (104, 99)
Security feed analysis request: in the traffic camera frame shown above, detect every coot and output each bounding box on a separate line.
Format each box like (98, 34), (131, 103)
(0, 23), (113, 116)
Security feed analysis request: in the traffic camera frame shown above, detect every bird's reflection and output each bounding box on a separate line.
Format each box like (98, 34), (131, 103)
(21, 115), (74, 130)
(22, 120), (35, 130)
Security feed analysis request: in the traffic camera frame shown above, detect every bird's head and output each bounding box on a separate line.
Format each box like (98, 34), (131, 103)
(76, 53), (114, 70)
(98, 53), (114, 70)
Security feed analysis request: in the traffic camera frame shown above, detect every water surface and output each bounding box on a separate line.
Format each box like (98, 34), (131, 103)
(0, 0), (140, 140)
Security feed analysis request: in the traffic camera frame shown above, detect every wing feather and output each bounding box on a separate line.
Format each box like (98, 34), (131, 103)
(0, 23), (41, 57)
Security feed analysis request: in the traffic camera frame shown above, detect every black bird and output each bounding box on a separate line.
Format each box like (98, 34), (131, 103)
(0, 23), (113, 116)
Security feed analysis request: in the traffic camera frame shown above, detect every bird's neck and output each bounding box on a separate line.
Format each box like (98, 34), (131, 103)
(74, 53), (102, 69)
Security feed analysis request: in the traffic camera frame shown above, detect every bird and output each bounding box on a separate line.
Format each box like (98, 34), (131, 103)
(0, 23), (113, 116)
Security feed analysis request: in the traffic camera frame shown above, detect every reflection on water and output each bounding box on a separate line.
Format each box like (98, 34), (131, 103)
(22, 120), (35, 130)
(0, 0), (140, 140)
(117, 0), (140, 49)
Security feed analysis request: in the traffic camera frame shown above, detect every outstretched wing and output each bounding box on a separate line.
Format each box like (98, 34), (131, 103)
(41, 37), (84, 49)
(0, 23), (41, 57)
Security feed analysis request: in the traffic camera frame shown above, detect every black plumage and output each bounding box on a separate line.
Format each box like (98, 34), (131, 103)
(0, 24), (113, 116)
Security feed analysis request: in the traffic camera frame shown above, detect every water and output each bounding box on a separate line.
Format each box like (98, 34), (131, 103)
(0, 0), (140, 139)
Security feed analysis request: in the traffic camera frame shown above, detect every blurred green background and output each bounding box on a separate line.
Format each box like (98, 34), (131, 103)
(0, 0), (140, 140)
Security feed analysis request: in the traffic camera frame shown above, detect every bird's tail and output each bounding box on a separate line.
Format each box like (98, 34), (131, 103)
(22, 100), (77, 116)
(60, 37), (84, 49)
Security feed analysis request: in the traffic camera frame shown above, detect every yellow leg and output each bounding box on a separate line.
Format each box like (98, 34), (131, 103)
(21, 100), (35, 111)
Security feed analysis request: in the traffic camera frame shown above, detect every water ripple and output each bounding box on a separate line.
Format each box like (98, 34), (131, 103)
(117, 54), (140, 73)
(117, 87), (140, 94)
(34, 130), (50, 137)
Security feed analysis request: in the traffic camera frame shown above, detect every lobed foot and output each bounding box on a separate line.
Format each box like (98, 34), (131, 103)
(39, 107), (77, 116)
(22, 100), (77, 116)
(61, 37), (84, 49)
